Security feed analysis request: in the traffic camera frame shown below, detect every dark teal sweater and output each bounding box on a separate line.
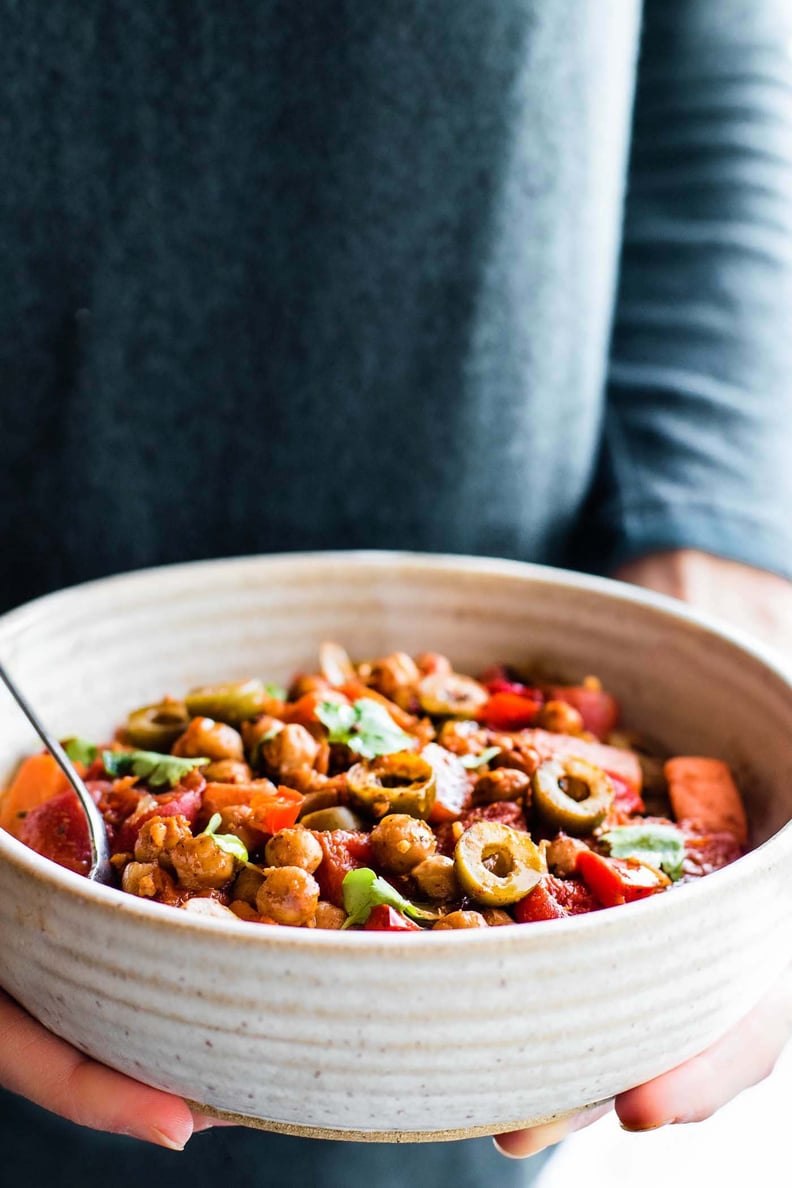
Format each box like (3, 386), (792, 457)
(2, 2), (792, 1186)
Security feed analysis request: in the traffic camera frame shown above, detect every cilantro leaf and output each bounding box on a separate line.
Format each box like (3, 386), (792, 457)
(460, 746), (501, 770)
(62, 737), (98, 766)
(316, 699), (413, 760)
(264, 683), (287, 701)
(601, 823), (686, 881)
(341, 867), (437, 928)
(102, 749), (209, 789)
(201, 812), (249, 863)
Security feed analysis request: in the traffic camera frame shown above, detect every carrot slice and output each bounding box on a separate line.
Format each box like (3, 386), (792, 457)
(664, 757), (748, 848)
(0, 753), (72, 838)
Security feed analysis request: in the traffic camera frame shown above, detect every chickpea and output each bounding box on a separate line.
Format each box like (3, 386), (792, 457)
(122, 861), (177, 901)
(260, 723), (319, 779)
(370, 814), (437, 874)
(289, 673), (331, 700)
(432, 910), (488, 930)
(241, 715), (284, 760)
(411, 854), (459, 901)
(545, 833), (588, 877)
(172, 716), (245, 762)
(482, 908), (514, 927)
(203, 759), (253, 784)
(367, 652), (420, 709)
(256, 866), (320, 926)
(134, 814), (193, 866)
(437, 719), (489, 757)
(536, 700), (584, 735)
(313, 901), (347, 930)
(472, 767), (532, 806)
(216, 804), (261, 853)
(265, 826), (323, 873)
(490, 737), (540, 777)
(170, 833), (237, 890)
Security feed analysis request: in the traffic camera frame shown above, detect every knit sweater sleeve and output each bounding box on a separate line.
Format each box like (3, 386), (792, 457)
(585, 0), (792, 579)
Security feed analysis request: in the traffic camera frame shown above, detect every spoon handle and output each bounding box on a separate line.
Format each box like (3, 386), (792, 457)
(0, 661), (114, 885)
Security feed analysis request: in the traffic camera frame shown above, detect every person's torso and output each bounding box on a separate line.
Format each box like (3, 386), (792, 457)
(0, 0), (640, 614)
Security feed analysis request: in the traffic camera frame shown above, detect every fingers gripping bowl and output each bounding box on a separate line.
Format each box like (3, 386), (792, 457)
(1, 553), (791, 1141)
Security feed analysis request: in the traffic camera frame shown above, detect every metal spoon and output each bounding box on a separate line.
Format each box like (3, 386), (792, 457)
(0, 661), (114, 884)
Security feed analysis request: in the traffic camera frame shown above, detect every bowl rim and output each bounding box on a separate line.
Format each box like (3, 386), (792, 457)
(2, 548), (791, 949)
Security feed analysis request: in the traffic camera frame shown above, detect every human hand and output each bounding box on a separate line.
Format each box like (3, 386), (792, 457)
(0, 987), (226, 1148)
(495, 548), (792, 1159)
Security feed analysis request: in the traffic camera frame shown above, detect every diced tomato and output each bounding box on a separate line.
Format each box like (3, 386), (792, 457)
(249, 784), (303, 834)
(515, 874), (600, 922)
(610, 773), (645, 816)
(16, 789), (92, 875)
(577, 849), (667, 907)
(480, 691), (542, 731)
(314, 829), (373, 907)
(548, 686), (620, 740)
(363, 904), (421, 931)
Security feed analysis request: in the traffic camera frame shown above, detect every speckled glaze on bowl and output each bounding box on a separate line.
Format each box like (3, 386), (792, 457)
(1, 552), (792, 1142)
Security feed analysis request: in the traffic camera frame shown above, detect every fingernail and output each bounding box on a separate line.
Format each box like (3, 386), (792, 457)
(148, 1126), (189, 1151)
(619, 1118), (673, 1134)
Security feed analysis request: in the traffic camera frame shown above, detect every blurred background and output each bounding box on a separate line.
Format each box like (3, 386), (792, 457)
(537, 1045), (792, 1186)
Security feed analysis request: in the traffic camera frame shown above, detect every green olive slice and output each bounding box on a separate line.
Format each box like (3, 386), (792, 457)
(454, 821), (543, 906)
(185, 679), (268, 725)
(347, 752), (436, 819)
(417, 672), (488, 718)
(126, 700), (190, 749)
(301, 806), (364, 831)
(531, 756), (613, 835)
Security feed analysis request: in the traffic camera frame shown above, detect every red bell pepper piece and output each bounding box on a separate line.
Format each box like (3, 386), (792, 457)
(480, 691), (542, 731)
(363, 904), (422, 931)
(577, 849), (667, 907)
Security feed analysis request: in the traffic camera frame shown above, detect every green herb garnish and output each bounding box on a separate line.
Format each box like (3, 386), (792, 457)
(62, 737), (98, 766)
(601, 823), (686, 881)
(102, 748), (209, 789)
(460, 746), (501, 770)
(264, 683), (288, 701)
(341, 867), (437, 929)
(316, 699), (413, 760)
(201, 812), (249, 863)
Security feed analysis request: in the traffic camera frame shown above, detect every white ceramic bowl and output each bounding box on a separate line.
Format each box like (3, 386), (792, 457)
(1, 552), (792, 1142)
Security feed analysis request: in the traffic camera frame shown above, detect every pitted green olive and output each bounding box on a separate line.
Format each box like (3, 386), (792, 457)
(531, 756), (613, 834)
(185, 679), (268, 725)
(126, 700), (190, 749)
(454, 821), (543, 906)
(300, 806), (364, 831)
(417, 672), (488, 718)
(347, 752), (436, 818)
